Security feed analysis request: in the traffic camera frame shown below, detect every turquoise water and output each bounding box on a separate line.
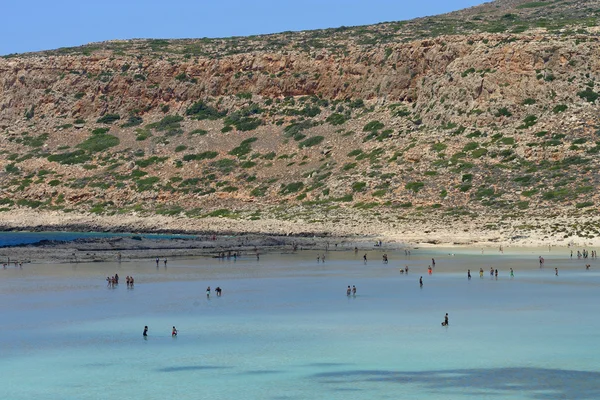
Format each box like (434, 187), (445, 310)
(0, 231), (198, 247)
(1, 248), (599, 399)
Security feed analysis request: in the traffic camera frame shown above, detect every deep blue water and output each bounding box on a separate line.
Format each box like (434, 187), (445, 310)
(0, 231), (197, 247)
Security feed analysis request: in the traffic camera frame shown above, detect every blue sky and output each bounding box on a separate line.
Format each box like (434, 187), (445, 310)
(1, 0), (485, 55)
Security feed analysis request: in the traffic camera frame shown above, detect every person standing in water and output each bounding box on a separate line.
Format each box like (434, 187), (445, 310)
(363, 254), (367, 264)
(432, 258), (436, 268)
(352, 285), (357, 296)
(346, 286), (351, 296)
(419, 276), (423, 287)
(510, 268), (514, 278)
(467, 270), (471, 280)
(143, 326), (148, 337)
(479, 268), (484, 278)
(172, 326), (178, 337)
(156, 257), (159, 267)
(442, 313), (449, 326)
(164, 258), (167, 267)
(206, 286), (211, 297)
(555, 268), (559, 276)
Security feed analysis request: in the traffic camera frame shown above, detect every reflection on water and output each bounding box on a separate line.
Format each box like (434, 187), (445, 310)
(0, 248), (599, 400)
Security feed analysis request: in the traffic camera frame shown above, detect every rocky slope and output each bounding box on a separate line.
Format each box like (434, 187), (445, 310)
(1, 0), (600, 244)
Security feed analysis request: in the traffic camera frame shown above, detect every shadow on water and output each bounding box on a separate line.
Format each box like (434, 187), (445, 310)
(157, 365), (231, 372)
(312, 367), (600, 399)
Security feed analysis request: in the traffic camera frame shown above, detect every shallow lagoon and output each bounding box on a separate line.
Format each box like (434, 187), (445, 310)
(1, 247), (599, 399)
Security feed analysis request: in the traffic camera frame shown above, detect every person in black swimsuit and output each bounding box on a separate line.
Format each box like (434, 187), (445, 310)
(143, 326), (148, 337)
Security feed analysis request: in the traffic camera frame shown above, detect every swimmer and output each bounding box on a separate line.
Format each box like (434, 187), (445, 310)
(172, 326), (178, 337)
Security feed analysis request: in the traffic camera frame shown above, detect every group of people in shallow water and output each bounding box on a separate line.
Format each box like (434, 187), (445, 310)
(106, 274), (135, 287)
(571, 249), (596, 259)
(206, 286), (222, 297)
(142, 325), (178, 338)
(346, 285), (357, 296)
(3, 261), (23, 268)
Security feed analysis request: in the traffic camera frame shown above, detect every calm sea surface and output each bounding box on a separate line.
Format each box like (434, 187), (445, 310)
(1, 246), (599, 399)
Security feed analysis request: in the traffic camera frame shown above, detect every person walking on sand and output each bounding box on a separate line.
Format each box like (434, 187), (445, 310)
(172, 326), (178, 337)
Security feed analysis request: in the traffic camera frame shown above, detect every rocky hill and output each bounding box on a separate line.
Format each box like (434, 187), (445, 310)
(1, 0), (600, 244)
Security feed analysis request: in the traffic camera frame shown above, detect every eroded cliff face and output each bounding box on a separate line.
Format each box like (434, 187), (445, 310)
(1, 0), (600, 240)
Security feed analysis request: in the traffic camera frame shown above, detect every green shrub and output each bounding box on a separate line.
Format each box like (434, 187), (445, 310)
(175, 145), (187, 152)
(326, 113), (347, 125)
(578, 88), (599, 103)
(147, 115), (184, 135)
(135, 156), (168, 168)
(77, 134), (119, 153)
(121, 115), (143, 128)
(48, 150), (91, 165)
(352, 181), (367, 192)
(97, 114), (121, 124)
(463, 142), (478, 152)
(280, 182), (304, 195)
(576, 201), (594, 209)
(343, 162), (357, 171)
(229, 137), (257, 157)
(207, 209), (232, 217)
(522, 98), (536, 105)
(405, 181), (424, 192)
(472, 148), (488, 158)
(299, 136), (324, 149)
(495, 107), (512, 117)
(552, 104), (568, 113)
(347, 149), (362, 157)
(185, 101), (226, 120)
(16, 199), (42, 208)
(363, 121), (384, 132)
(135, 129), (152, 141)
(431, 143), (447, 152)
(189, 129), (208, 136)
(210, 158), (237, 173)
(135, 176), (160, 191)
(183, 151), (218, 161)
(240, 161), (256, 168)
(92, 127), (110, 135)
(250, 187), (268, 197)
(518, 115), (538, 129)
